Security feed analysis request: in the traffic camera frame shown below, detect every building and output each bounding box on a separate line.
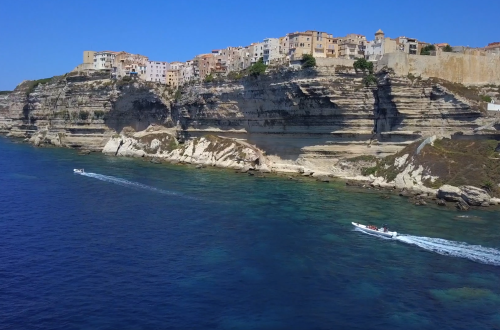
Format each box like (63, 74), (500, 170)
(288, 31), (313, 61)
(485, 42), (500, 54)
(338, 34), (367, 59)
(263, 38), (280, 65)
(397, 37), (419, 55)
(114, 52), (149, 78)
(93, 51), (118, 70)
(364, 29), (398, 61)
(310, 31), (335, 58)
(146, 61), (168, 83)
(180, 60), (196, 84)
(83, 51), (95, 65)
(196, 54), (215, 79)
(279, 35), (290, 58)
(166, 70), (180, 88)
(250, 42), (264, 64)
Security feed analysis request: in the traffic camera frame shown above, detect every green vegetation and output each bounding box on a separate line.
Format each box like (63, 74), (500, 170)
(248, 57), (267, 77)
(302, 54), (316, 68)
(174, 89), (182, 101)
(78, 110), (90, 120)
(116, 76), (133, 87)
(420, 44), (436, 55)
(93, 110), (105, 119)
(442, 45), (453, 52)
(25, 77), (53, 96)
(363, 74), (377, 86)
(480, 95), (492, 103)
(204, 74), (214, 83)
(227, 71), (244, 81)
(0, 91), (11, 95)
(366, 138), (500, 196)
(353, 58), (374, 74)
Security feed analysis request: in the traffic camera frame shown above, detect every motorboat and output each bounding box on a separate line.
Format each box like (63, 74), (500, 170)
(352, 222), (397, 238)
(73, 169), (85, 174)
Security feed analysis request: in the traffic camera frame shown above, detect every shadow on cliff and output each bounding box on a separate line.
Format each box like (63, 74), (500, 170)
(105, 85), (172, 133)
(373, 74), (404, 141)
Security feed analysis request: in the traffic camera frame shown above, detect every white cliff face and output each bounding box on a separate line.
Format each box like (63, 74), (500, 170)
(102, 126), (263, 171)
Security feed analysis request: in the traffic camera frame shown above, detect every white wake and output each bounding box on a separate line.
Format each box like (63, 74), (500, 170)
(395, 235), (500, 266)
(77, 172), (182, 197)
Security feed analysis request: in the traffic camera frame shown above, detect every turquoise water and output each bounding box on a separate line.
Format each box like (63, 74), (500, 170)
(1, 137), (500, 329)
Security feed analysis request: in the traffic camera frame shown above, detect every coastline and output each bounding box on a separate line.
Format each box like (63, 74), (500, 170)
(3, 133), (499, 213)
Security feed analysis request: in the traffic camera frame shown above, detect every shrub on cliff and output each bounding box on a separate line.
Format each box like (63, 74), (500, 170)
(204, 74), (214, 83)
(363, 74), (377, 86)
(249, 58), (267, 77)
(302, 54), (316, 68)
(420, 45), (436, 55)
(353, 58), (373, 74)
(443, 45), (453, 52)
(480, 95), (492, 103)
(78, 111), (90, 120)
(25, 77), (53, 96)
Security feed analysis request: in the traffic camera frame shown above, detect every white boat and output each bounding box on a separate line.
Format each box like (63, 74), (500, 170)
(352, 222), (397, 238)
(73, 169), (85, 174)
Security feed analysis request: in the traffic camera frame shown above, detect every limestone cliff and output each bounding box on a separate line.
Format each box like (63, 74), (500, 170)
(0, 67), (497, 177)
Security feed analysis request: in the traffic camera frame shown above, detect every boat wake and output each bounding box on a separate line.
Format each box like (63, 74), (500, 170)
(77, 172), (187, 198)
(395, 235), (500, 266)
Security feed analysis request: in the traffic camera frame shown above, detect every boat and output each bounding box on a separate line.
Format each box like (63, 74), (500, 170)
(352, 222), (398, 238)
(73, 169), (85, 174)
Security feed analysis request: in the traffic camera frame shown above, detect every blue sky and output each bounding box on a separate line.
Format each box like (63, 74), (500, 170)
(1, 0), (499, 90)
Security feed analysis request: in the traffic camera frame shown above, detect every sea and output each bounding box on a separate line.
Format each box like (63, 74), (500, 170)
(1, 136), (500, 330)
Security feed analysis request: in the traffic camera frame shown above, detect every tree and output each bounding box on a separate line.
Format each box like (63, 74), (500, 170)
(204, 74), (214, 83)
(302, 54), (316, 68)
(420, 44), (436, 55)
(443, 45), (453, 52)
(249, 57), (267, 77)
(353, 58), (373, 74)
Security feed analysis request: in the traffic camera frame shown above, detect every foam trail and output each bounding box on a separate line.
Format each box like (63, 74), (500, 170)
(395, 235), (500, 266)
(78, 172), (186, 197)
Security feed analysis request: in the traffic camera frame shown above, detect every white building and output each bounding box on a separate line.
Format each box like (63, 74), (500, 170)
(263, 38), (280, 65)
(180, 60), (195, 84)
(93, 51), (117, 70)
(250, 42), (264, 64)
(146, 61), (169, 83)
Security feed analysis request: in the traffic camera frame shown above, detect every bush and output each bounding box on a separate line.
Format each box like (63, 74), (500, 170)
(363, 74), (377, 86)
(480, 95), (492, 103)
(93, 110), (105, 119)
(204, 74), (214, 83)
(353, 58), (374, 74)
(249, 57), (267, 77)
(420, 45), (436, 55)
(122, 76), (132, 82)
(443, 45), (453, 52)
(78, 111), (90, 120)
(302, 54), (316, 68)
(25, 77), (53, 96)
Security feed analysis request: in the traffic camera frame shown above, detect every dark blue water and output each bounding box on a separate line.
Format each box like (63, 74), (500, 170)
(1, 137), (500, 330)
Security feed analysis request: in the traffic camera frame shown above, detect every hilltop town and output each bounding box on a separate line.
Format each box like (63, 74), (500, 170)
(74, 29), (500, 88)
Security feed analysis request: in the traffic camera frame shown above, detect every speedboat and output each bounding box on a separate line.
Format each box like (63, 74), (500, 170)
(352, 222), (398, 238)
(73, 169), (85, 174)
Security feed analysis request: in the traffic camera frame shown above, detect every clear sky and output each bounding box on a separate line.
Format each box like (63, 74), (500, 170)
(1, 0), (499, 90)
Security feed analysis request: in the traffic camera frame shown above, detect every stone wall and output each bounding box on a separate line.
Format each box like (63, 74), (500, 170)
(377, 52), (500, 85)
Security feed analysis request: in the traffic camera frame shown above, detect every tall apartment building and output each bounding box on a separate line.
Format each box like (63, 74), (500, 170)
(94, 51), (118, 70)
(146, 61), (168, 83)
(288, 30), (335, 61)
(250, 42), (264, 63)
(338, 34), (367, 59)
(396, 36), (419, 55)
(263, 38), (280, 65)
(114, 52), (149, 78)
(279, 35), (290, 58)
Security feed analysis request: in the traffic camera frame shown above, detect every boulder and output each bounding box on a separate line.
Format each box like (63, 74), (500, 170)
(436, 199), (446, 206)
(316, 175), (330, 183)
(490, 198), (500, 205)
(455, 198), (470, 211)
(459, 185), (491, 206)
(437, 185), (463, 202)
